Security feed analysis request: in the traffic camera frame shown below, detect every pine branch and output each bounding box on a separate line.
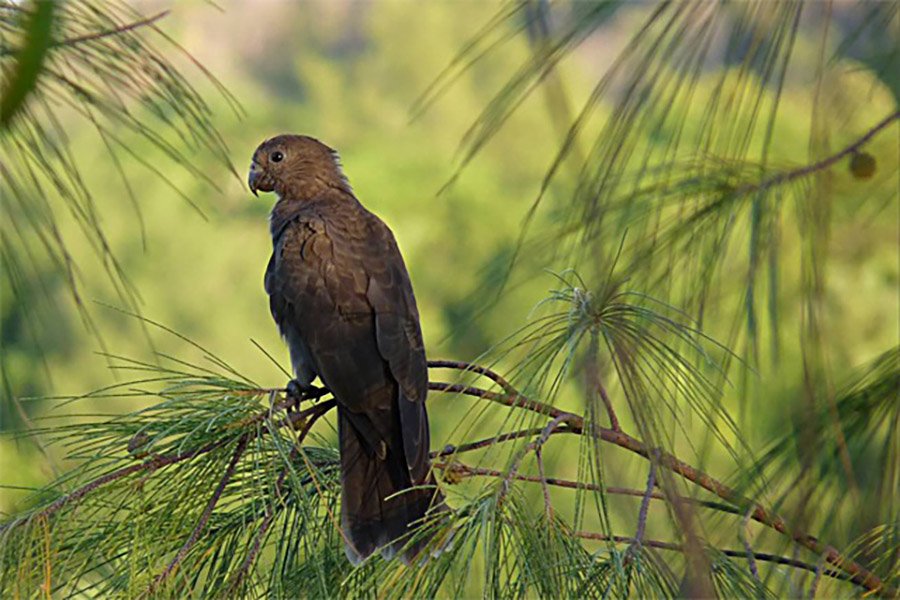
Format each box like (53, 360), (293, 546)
(0, 392), (326, 536)
(433, 462), (744, 517)
(3, 359), (891, 595)
(0, 8), (172, 59)
(428, 360), (892, 595)
(742, 110), (899, 195)
(143, 434), (249, 596)
(227, 403), (332, 594)
(50, 11), (170, 49)
(0, 437), (232, 535)
(571, 532), (852, 584)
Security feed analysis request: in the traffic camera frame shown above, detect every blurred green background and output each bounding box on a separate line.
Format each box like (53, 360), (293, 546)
(0, 0), (579, 511)
(1, 2), (897, 581)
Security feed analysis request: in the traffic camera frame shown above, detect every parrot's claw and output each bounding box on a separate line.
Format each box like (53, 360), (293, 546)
(286, 379), (324, 411)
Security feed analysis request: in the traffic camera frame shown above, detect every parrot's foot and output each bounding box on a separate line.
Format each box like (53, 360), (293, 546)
(285, 379), (324, 411)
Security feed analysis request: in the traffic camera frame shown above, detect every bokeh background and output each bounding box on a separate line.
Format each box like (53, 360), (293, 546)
(2, 0), (585, 507)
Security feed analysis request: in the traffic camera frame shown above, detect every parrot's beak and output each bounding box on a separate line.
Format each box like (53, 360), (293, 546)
(248, 162), (261, 197)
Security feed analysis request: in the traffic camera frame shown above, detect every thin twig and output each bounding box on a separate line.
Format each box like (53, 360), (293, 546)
(228, 402), (335, 592)
(571, 532), (851, 583)
(432, 426), (579, 457)
(54, 12), (171, 48)
(634, 456), (657, 547)
(500, 413), (579, 506)
(0, 11), (171, 58)
(434, 462), (743, 516)
(622, 455), (657, 570)
(534, 447), (553, 517)
(536, 413), (580, 446)
(0, 437), (232, 534)
(743, 110), (899, 194)
(144, 435), (248, 597)
(809, 554), (827, 599)
(740, 508), (761, 582)
(427, 359), (518, 396)
(585, 336), (621, 431)
(596, 379), (621, 432)
(428, 381), (565, 419)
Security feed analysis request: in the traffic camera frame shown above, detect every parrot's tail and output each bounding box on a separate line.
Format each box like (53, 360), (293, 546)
(337, 406), (445, 565)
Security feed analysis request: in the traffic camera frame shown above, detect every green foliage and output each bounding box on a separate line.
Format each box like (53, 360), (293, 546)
(742, 347), (900, 539)
(0, 0), (238, 428)
(0, 348), (339, 597)
(0, 1), (54, 127)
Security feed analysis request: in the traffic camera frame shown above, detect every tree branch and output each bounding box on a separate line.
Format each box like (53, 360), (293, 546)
(0, 11), (171, 58)
(144, 434), (248, 597)
(428, 381), (565, 419)
(428, 359), (518, 396)
(744, 110), (899, 194)
(227, 400), (332, 594)
(0, 437), (233, 535)
(434, 462), (742, 516)
(53, 11), (170, 48)
(433, 426), (579, 457)
(571, 531), (852, 583)
(428, 374), (891, 595)
(633, 456), (657, 547)
(3, 358), (891, 595)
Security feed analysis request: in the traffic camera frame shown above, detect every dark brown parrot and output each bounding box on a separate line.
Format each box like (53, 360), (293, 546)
(248, 134), (441, 564)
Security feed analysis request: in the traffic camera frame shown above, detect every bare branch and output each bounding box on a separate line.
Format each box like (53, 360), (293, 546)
(428, 381), (565, 418)
(427, 359), (518, 396)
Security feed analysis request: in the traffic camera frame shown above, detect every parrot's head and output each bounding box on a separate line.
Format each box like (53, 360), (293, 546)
(248, 134), (348, 199)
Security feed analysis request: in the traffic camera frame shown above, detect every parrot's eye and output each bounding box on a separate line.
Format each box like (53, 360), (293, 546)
(271, 151), (284, 163)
